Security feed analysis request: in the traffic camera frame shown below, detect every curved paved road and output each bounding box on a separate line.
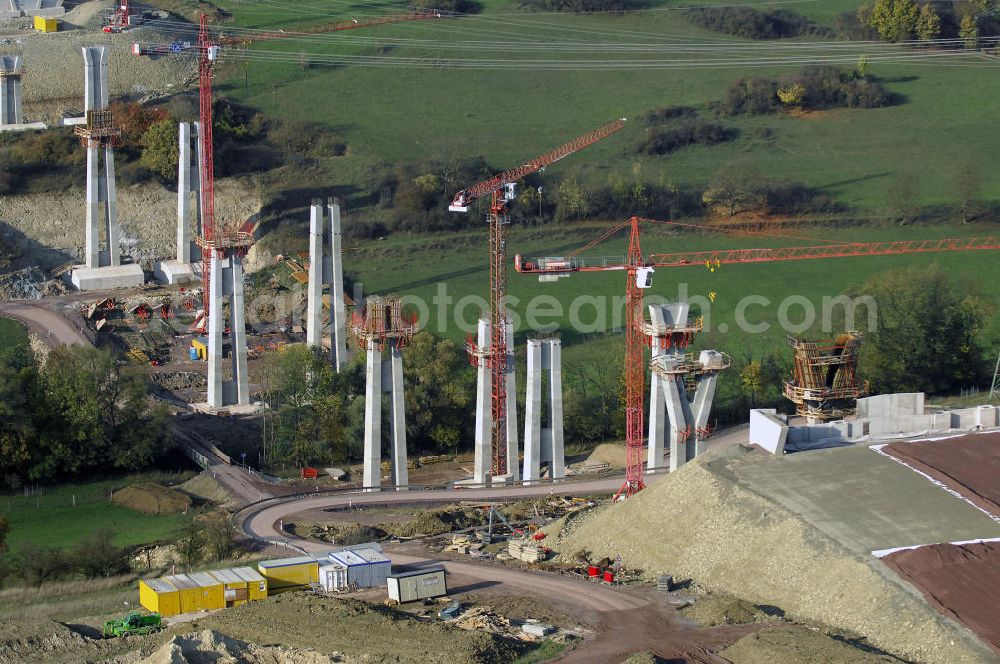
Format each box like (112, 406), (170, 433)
(236, 452), (753, 663)
(0, 301), (91, 347)
(240, 476), (636, 550)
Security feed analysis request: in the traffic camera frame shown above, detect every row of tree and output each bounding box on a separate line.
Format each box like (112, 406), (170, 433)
(0, 514), (238, 587)
(0, 346), (174, 490)
(685, 6), (828, 40)
(858, 0), (991, 45)
(0, 528), (130, 587)
(256, 334), (476, 471)
(250, 262), (993, 472)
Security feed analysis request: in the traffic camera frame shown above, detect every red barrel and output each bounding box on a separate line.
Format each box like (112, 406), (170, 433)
(587, 566), (599, 577)
(603, 571), (615, 583)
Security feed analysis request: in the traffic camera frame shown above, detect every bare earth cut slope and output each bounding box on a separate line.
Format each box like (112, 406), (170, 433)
(548, 447), (997, 663)
(0, 180), (261, 270)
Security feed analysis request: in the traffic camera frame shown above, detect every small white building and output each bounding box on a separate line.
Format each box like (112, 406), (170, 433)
(328, 547), (392, 588)
(317, 560), (348, 592)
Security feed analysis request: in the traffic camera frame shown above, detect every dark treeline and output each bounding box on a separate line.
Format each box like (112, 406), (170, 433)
(685, 6), (830, 39)
(0, 346), (174, 490)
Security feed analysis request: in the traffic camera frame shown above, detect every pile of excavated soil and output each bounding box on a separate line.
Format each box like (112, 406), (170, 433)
(0, 619), (87, 664)
(883, 541), (1000, 656)
(721, 626), (903, 664)
(177, 472), (233, 505)
(883, 432), (1000, 515)
(112, 483), (191, 515)
(194, 593), (522, 664)
(380, 506), (488, 538)
(622, 654), (661, 664)
(679, 594), (771, 627)
(152, 372), (206, 391)
(545, 447), (993, 664)
(585, 443), (626, 468)
(140, 629), (343, 664)
(304, 522), (386, 546)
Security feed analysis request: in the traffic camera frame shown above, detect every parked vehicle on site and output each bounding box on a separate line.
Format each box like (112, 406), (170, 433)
(102, 611), (162, 638)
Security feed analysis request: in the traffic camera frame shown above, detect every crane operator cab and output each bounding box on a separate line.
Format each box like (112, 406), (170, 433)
(636, 267), (654, 289)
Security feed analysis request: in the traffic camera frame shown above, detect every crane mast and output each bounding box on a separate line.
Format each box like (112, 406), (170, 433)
(622, 217), (646, 498)
(451, 119), (626, 478)
(197, 15), (219, 320)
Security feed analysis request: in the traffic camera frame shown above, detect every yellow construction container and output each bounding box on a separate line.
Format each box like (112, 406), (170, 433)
(187, 571), (225, 610)
(139, 577), (180, 617)
(163, 574), (202, 614)
(209, 566), (268, 607)
(191, 337), (208, 360)
(257, 555), (319, 593)
(33, 16), (58, 32)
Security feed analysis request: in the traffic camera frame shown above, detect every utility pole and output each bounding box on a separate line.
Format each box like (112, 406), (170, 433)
(990, 350), (1000, 402)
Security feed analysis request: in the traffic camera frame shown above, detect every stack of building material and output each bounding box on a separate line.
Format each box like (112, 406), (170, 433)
(453, 607), (513, 635)
(507, 538), (545, 563)
(521, 621), (556, 638)
(446, 534), (474, 554)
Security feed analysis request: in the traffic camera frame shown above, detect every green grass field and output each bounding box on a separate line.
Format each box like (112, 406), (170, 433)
(343, 220), (1000, 366)
(190, 0), (1000, 212)
(149, 1), (1000, 390)
(0, 317), (28, 365)
(2, 472), (194, 552)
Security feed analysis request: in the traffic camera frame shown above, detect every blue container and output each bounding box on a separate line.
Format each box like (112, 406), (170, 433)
(188, 347), (199, 361)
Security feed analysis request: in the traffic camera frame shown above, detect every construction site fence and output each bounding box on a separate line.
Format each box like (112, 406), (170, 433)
(245, 467), (282, 485)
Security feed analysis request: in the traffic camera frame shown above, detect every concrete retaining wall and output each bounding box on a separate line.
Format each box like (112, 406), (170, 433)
(751, 396), (1000, 455)
(748, 409), (788, 454)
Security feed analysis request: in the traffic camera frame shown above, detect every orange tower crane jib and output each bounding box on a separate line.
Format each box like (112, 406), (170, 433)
(514, 217), (1000, 499)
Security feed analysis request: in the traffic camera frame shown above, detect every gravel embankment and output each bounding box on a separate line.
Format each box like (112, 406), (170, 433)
(546, 446), (997, 664)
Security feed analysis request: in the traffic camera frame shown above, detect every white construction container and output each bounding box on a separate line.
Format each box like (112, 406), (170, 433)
(328, 547), (391, 588)
(318, 560), (348, 592)
(386, 568), (447, 603)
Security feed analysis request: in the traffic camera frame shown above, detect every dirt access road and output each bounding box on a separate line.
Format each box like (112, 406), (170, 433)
(237, 461), (757, 663)
(0, 300), (92, 348)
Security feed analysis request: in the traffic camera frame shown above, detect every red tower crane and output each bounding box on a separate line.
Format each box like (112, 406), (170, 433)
(134, 15), (252, 328)
(103, 0), (131, 33)
(134, 11), (443, 327)
(449, 119), (626, 478)
(515, 217), (1000, 499)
